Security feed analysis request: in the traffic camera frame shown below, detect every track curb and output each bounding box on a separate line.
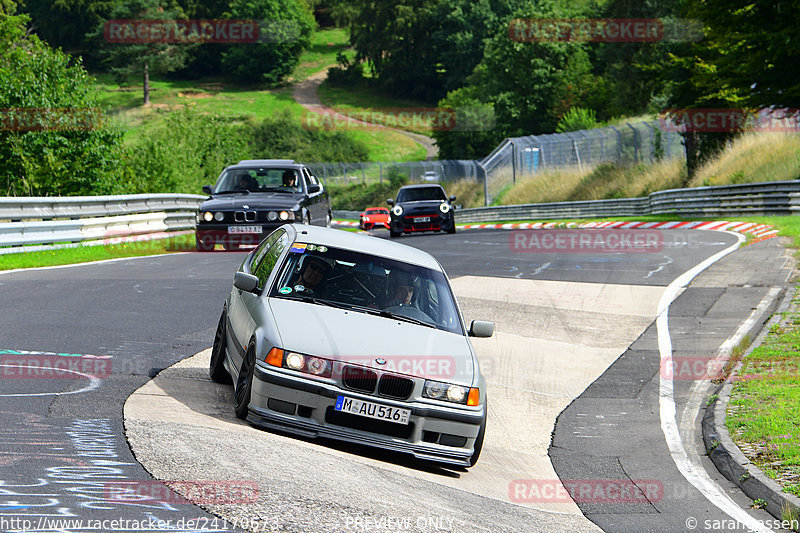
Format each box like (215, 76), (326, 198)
(702, 285), (800, 526)
(332, 219), (779, 239)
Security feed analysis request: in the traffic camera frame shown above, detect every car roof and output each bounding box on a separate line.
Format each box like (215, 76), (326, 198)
(287, 225), (442, 271)
(227, 159), (302, 170)
(398, 184), (445, 190)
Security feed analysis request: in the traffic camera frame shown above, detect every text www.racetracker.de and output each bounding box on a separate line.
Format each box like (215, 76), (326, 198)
(0, 516), (250, 532)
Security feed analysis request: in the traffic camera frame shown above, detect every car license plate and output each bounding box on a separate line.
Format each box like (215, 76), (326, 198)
(335, 396), (410, 425)
(413, 216), (430, 223)
(228, 226), (262, 234)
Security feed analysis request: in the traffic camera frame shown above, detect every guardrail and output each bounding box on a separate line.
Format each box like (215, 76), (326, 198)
(454, 180), (800, 223)
(2, 180), (798, 254)
(0, 194), (205, 254)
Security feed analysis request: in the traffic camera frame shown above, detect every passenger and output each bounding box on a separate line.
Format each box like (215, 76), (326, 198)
(235, 174), (256, 192)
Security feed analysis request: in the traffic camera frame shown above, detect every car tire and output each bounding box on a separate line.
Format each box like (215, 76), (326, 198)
(469, 413), (486, 467)
(234, 342), (256, 420)
(447, 223), (456, 234)
(389, 228), (401, 238)
(326, 212), (332, 228)
(304, 212), (312, 226)
(209, 311), (232, 384)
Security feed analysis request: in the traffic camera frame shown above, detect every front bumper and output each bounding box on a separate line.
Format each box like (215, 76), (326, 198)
(249, 363), (484, 466)
(391, 214), (455, 234)
(196, 224), (286, 250)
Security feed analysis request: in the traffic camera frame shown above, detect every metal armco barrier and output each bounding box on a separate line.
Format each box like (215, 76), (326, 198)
(454, 180), (800, 223)
(0, 194), (205, 254)
(2, 180), (798, 254)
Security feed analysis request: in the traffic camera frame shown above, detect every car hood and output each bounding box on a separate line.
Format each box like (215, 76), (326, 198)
(201, 193), (302, 210)
(268, 298), (475, 385)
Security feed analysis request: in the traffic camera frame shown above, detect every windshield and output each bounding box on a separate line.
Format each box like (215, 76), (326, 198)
(269, 244), (463, 334)
(213, 168), (302, 193)
(365, 209), (387, 215)
(396, 187), (446, 203)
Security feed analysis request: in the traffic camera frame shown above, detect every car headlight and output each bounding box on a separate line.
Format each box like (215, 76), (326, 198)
(214, 211), (224, 221)
(266, 348), (332, 379)
(423, 380), (479, 405)
(279, 211), (291, 221)
(439, 203), (450, 214)
(392, 205), (403, 216)
(267, 211), (278, 221)
(203, 211), (214, 222)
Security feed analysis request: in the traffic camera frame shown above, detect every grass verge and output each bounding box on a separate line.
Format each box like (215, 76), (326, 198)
(0, 234), (195, 271)
(726, 287), (800, 497)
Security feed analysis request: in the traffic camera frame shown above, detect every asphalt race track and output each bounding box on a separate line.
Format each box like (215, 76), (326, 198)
(0, 227), (793, 533)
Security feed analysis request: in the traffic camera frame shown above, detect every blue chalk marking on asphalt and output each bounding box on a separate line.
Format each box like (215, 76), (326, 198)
(0, 505), (30, 510)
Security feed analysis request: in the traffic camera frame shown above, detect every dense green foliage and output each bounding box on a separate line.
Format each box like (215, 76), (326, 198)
(0, 13), (122, 196)
(556, 107), (598, 133)
(221, 0), (315, 83)
(113, 108), (368, 195)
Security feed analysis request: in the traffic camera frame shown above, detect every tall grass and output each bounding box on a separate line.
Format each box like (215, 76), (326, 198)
(498, 157), (686, 205)
(691, 132), (800, 187)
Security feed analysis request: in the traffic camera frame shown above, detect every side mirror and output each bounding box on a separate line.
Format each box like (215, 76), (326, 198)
(308, 184), (321, 194)
(469, 320), (494, 338)
(449, 195), (456, 202)
(234, 272), (260, 294)
(203, 185), (213, 195)
(386, 198), (394, 206)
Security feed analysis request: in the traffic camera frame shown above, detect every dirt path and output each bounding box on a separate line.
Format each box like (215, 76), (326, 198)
(292, 68), (439, 160)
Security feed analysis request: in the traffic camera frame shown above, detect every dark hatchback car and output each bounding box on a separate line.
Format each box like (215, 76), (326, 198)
(196, 160), (331, 251)
(387, 184), (456, 238)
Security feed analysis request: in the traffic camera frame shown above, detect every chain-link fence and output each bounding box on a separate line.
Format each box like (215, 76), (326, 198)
(308, 160), (484, 187)
(310, 120), (685, 205)
(480, 121), (684, 203)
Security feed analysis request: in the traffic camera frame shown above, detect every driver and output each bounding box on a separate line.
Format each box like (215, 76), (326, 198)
(291, 255), (331, 294)
(282, 170), (298, 190)
(384, 270), (416, 308)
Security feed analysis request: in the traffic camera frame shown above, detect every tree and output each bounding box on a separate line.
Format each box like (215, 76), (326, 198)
(686, 0), (800, 110)
(220, 0), (315, 84)
(0, 13), (123, 196)
(89, 0), (192, 105)
(348, 0), (526, 101)
(24, 0), (120, 61)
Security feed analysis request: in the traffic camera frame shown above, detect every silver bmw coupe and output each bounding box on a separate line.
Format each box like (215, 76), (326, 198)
(209, 224), (494, 467)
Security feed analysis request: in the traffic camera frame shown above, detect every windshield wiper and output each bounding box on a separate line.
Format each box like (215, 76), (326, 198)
(346, 304), (434, 328)
(289, 295), (350, 310)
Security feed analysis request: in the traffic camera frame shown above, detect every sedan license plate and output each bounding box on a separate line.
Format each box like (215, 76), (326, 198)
(413, 216), (430, 223)
(335, 396), (410, 425)
(228, 226), (262, 234)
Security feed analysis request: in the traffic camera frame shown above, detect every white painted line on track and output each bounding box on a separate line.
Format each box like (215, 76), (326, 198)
(656, 231), (773, 533)
(0, 364), (102, 397)
(678, 286), (784, 517)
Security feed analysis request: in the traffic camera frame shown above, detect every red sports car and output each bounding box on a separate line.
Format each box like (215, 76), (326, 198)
(359, 207), (390, 230)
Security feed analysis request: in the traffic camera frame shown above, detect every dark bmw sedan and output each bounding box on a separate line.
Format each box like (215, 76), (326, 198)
(196, 159), (331, 251)
(387, 184), (456, 238)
